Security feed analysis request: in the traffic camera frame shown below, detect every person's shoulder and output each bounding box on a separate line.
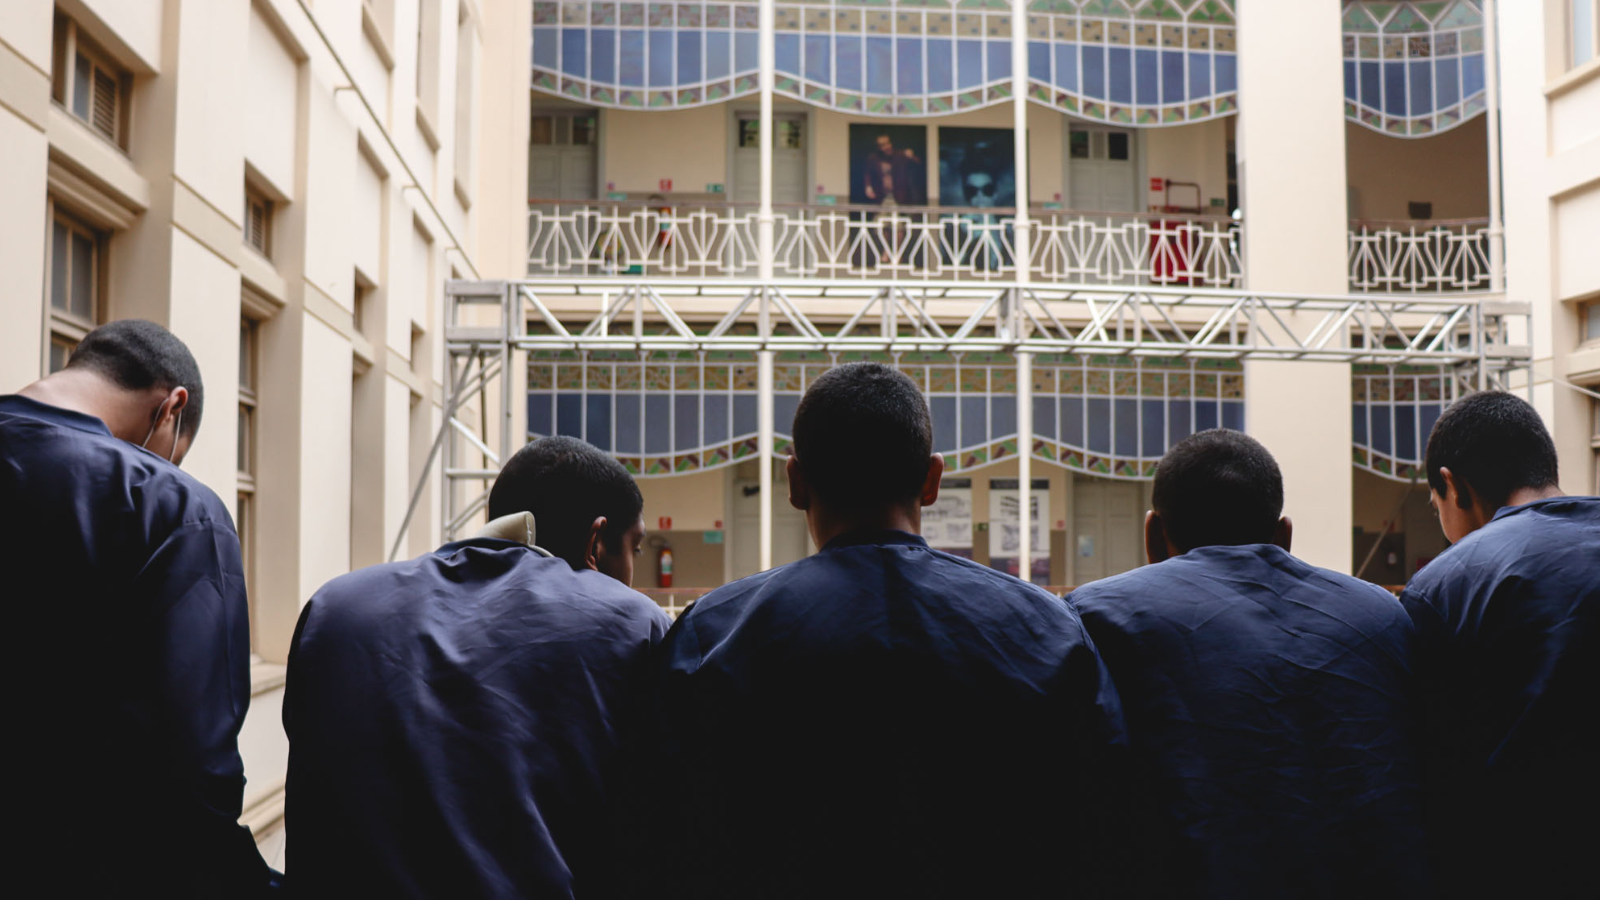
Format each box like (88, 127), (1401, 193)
(567, 567), (673, 628)
(1066, 559), (1173, 615)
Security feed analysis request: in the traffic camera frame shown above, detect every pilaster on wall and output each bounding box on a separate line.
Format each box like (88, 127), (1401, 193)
(1236, 2), (1354, 573)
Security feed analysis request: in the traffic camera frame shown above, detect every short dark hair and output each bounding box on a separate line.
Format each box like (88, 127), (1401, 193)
(791, 362), (932, 512)
(1152, 429), (1283, 553)
(1425, 391), (1558, 510)
(487, 436), (644, 569)
(67, 319), (204, 438)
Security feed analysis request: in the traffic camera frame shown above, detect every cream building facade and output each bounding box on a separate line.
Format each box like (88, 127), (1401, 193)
(0, 0), (532, 863)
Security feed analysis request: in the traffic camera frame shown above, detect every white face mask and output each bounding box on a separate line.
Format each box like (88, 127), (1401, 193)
(139, 392), (184, 464)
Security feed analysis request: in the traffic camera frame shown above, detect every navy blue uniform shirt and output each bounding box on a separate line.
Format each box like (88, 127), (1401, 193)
(1399, 497), (1599, 898)
(284, 539), (670, 899)
(0, 395), (271, 897)
(652, 530), (1130, 898)
(1069, 544), (1428, 899)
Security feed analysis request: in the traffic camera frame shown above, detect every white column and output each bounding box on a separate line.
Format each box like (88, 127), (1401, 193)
(1017, 349), (1033, 582)
(1482, 0), (1504, 296)
(1236, 2), (1352, 572)
(757, 0), (775, 280)
(1010, 0), (1031, 280)
(758, 348), (775, 571)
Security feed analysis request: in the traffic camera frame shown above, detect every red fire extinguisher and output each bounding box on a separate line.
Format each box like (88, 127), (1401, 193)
(657, 543), (674, 588)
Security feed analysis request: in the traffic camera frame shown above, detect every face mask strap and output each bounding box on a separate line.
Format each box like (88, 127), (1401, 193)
(139, 388), (185, 463)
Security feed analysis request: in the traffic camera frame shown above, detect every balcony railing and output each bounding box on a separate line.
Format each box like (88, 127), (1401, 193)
(528, 200), (1243, 288)
(1348, 218), (1497, 294)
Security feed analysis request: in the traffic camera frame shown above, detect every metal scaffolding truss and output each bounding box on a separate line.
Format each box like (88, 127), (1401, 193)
(404, 278), (1530, 553)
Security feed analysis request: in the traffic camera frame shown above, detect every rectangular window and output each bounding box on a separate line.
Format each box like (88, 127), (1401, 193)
(1584, 300), (1600, 343)
(44, 205), (104, 372)
(244, 185), (273, 257)
(237, 317), (260, 621)
(52, 15), (129, 149)
(354, 271), (374, 337)
(1574, 0), (1597, 68)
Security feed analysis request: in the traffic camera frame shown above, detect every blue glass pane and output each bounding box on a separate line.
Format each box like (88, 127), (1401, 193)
(1462, 53), (1484, 97)
(1082, 46), (1106, 100)
(556, 393), (583, 438)
(1395, 405), (1418, 462)
(733, 394), (757, 437)
(897, 37), (923, 94)
(1061, 398), (1085, 447)
(1384, 61), (1406, 115)
(1087, 398), (1111, 454)
(867, 37), (892, 94)
(1352, 403), (1368, 446)
(990, 397), (1017, 440)
(735, 32), (758, 73)
(615, 394), (641, 453)
(1108, 47), (1132, 104)
(960, 396), (988, 448)
(1135, 48), (1159, 105)
(1028, 41), (1050, 83)
(1055, 43), (1078, 91)
(1033, 396), (1056, 441)
(528, 393), (553, 437)
(707, 31), (730, 80)
(674, 395), (699, 452)
(1195, 401), (1218, 432)
(806, 35), (830, 84)
(1186, 51), (1210, 99)
(1162, 50), (1185, 104)
(988, 42), (1011, 83)
(837, 36), (863, 91)
(645, 394), (671, 454)
(957, 39), (983, 90)
(931, 396), (957, 454)
(1141, 400), (1165, 458)
(1221, 401), (1244, 432)
(561, 29), (587, 78)
(1434, 57), (1460, 108)
(649, 30), (673, 87)
(1408, 60), (1433, 114)
(1167, 401), (1191, 445)
(1344, 60), (1358, 102)
(1359, 61), (1381, 109)
(703, 394), (728, 445)
(775, 33), (800, 76)
(775, 394), (800, 436)
(620, 31), (645, 86)
(1215, 52), (1237, 93)
(592, 29), (615, 84)
(678, 31), (702, 84)
(586, 395), (612, 451)
(533, 27), (558, 69)
(927, 38), (952, 93)
(1114, 399), (1138, 457)
(1371, 405), (1392, 455)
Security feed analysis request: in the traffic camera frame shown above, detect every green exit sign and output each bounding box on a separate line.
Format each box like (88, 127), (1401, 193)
(706, 183), (725, 194)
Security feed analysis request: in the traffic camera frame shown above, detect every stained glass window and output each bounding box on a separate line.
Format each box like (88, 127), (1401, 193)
(1342, 1), (1488, 137)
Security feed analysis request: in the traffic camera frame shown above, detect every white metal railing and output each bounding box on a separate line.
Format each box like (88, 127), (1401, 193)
(527, 200), (1243, 288)
(1348, 218), (1496, 294)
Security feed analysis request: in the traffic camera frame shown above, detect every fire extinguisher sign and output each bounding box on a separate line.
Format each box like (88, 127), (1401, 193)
(658, 516), (672, 530)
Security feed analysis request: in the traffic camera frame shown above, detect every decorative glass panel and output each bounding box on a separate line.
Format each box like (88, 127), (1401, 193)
(1343, 1), (1488, 137)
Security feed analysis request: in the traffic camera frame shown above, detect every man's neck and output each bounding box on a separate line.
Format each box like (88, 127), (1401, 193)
(1502, 484), (1566, 509)
(18, 372), (137, 440)
(808, 503), (921, 551)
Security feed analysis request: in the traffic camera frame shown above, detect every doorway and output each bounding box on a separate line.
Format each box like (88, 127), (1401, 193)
(528, 110), (598, 200)
(733, 112), (808, 204)
(1070, 475), (1147, 585)
(1067, 125), (1138, 213)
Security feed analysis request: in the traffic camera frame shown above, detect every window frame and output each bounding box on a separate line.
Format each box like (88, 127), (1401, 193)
(43, 201), (106, 374)
(244, 184), (274, 259)
(237, 315), (261, 636)
(1571, 0), (1599, 71)
(51, 15), (131, 150)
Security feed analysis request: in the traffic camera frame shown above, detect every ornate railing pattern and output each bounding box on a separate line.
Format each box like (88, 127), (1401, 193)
(528, 201), (1243, 287)
(1347, 218), (1495, 294)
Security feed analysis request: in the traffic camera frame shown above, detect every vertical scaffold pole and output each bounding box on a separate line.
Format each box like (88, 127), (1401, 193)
(1012, 0), (1033, 583)
(758, 0), (776, 570)
(1483, 0), (1504, 296)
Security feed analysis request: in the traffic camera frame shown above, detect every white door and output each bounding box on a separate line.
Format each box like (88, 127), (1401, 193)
(1067, 126), (1137, 213)
(731, 474), (809, 580)
(528, 112), (598, 200)
(1070, 475), (1146, 585)
(733, 113), (808, 204)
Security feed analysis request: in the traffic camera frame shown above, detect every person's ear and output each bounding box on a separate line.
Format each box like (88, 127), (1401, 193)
(1441, 467), (1472, 511)
(166, 386), (189, 420)
(1144, 510), (1171, 565)
(1272, 516), (1293, 553)
(582, 516), (608, 571)
(787, 454), (810, 512)
(919, 454), (945, 507)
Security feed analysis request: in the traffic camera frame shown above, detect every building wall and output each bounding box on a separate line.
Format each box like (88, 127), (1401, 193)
(0, 0), (529, 865)
(1345, 119), (1490, 221)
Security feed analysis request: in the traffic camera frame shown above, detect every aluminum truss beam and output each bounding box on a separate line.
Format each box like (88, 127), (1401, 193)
(418, 278), (1531, 550)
